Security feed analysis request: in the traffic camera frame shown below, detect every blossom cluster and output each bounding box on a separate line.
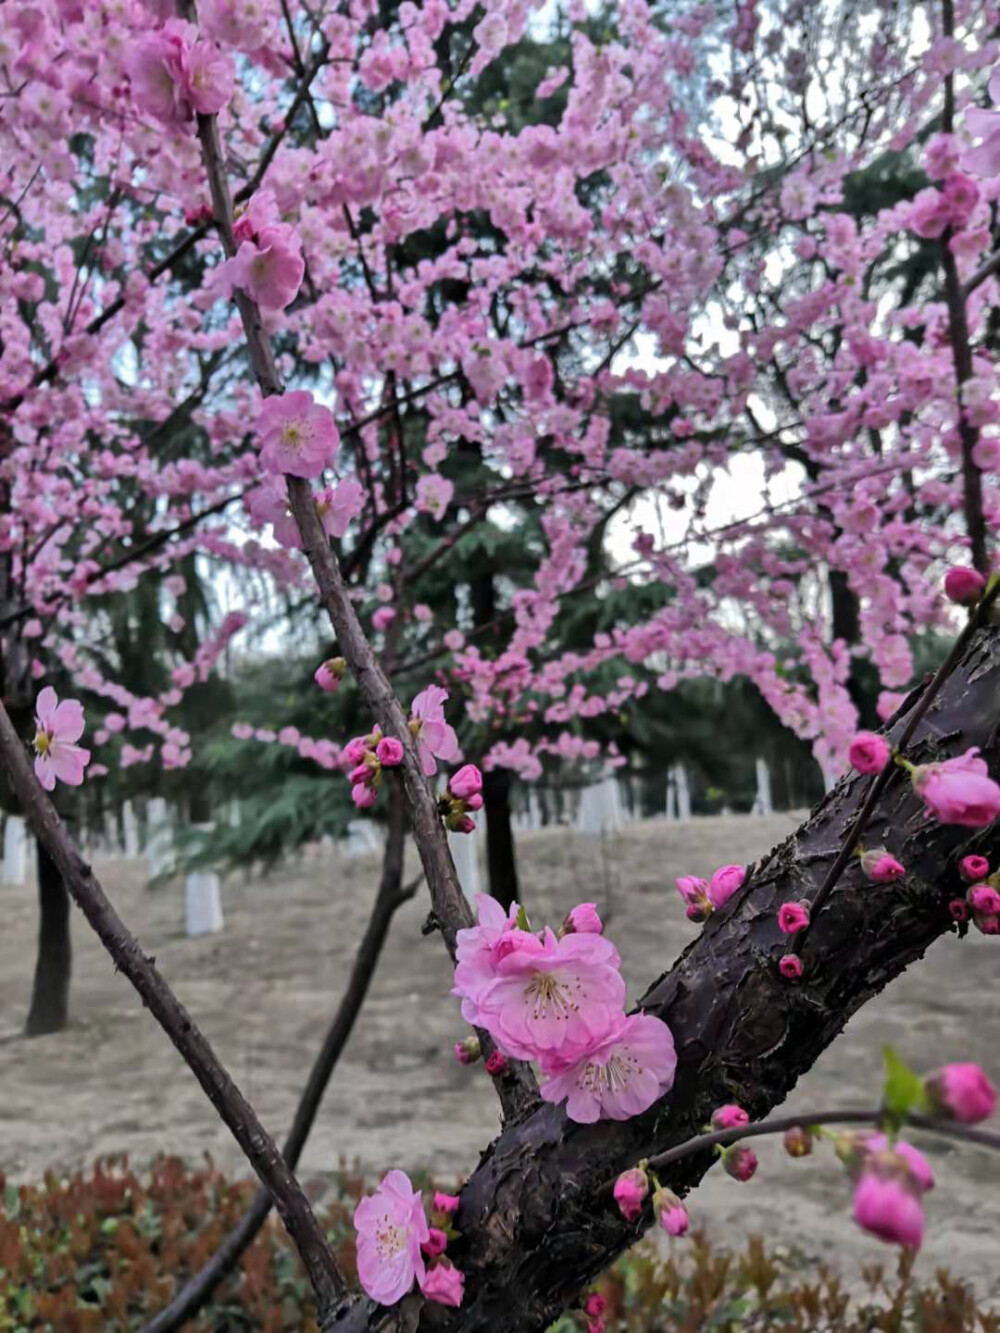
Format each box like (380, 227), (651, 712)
(452, 895), (677, 1124)
(674, 863), (746, 921)
(950, 854), (1000, 935)
(353, 1171), (464, 1308)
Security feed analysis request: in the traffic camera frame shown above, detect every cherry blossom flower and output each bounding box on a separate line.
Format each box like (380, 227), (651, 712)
(353, 1170), (429, 1306)
(409, 685), (459, 776)
(223, 225), (305, 310)
(943, 566), (986, 606)
(32, 687), (90, 790)
(419, 1261), (464, 1307)
(563, 903), (603, 935)
(778, 902), (810, 934)
(848, 731), (891, 775)
(859, 850), (906, 882)
(911, 749), (1000, 827)
(314, 657), (346, 693)
(538, 1012), (676, 1122)
(256, 392), (338, 479)
(613, 1166), (649, 1221)
(960, 854), (990, 883)
(707, 864), (745, 910)
(961, 69), (1000, 177)
(925, 1063), (997, 1124)
(653, 1186), (689, 1236)
(853, 1168), (924, 1248)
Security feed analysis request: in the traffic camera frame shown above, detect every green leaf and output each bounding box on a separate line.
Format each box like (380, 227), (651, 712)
(516, 904), (530, 931)
(880, 1046), (929, 1129)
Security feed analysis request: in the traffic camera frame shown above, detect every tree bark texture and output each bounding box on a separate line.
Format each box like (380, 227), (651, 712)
(326, 625), (1000, 1332)
(24, 838), (72, 1036)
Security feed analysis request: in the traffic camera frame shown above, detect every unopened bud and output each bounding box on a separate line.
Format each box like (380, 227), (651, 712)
(783, 1126), (813, 1158)
(453, 1036), (481, 1065)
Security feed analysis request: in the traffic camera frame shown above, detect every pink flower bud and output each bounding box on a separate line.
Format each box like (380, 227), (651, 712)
(676, 874), (710, 908)
(721, 1144), (758, 1182)
(783, 1126), (813, 1157)
(967, 882), (1000, 914)
(925, 1063), (997, 1124)
(976, 911), (1000, 934)
(343, 737), (368, 765)
(584, 1294), (607, 1318)
(949, 898), (969, 921)
(652, 1186), (689, 1236)
(613, 1167), (649, 1222)
(349, 762), (374, 786)
(422, 1227), (448, 1257)
(449, 764), (483, 800)
(453, 1036), (481, 1065)
(375, 736), (404, 766)
(859, 849), (906, 882)
(960, 854), (991, 882)
(433, 1191), (460, 1215)
(314, 656), (346, 692)
(779, 953), (803, 980)
(485, 1050), (507, 1076)
(708, 864), (745, 909)
(944, 566), (987, 606)
(711, 1104), (749, 1130)
(912, 749), (1000, 827)
(853, 1168), (923, 1248)
(465, 792), (484, 810)
(848, 731), (892, 775)
(563, 903), (603, 935)
(685, 903), (708, 922)
(777, 901), (810, 934)
(351, 782), (377, 809)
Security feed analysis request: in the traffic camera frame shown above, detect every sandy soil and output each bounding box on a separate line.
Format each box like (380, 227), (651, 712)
(1, 814), (998, 1302)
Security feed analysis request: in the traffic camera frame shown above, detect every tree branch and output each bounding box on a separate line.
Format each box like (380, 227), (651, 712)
(0, 698), (347, 1323)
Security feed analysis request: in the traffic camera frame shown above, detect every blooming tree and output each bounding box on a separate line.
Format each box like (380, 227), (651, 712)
(4, 0), (1000, 1328)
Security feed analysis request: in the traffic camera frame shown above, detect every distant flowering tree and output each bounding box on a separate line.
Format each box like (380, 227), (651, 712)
(4, 0), (1000, 1330)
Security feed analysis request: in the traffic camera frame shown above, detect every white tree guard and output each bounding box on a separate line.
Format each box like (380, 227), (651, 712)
(577, 775), (624, 836)
(752, 757), (773, 815)
(146, 798), (172, 878)
(2, 817), (28, 885)
(122, 800), (140, 857)
(345, 819), (384, 859)
(449, 823), (481, 903)
(185, 870), (224, 936)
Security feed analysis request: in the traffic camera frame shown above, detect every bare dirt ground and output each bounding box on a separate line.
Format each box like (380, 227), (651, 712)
(1, 814), (998, 1303)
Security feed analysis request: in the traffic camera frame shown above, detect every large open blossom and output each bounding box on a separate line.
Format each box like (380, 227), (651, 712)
(256, 391), (338, 479)
(353, 1170), (428, 1306)
(32, 687), (90, 791)
(409, 685), (459, 776)
(539, 1012), (676, 1123)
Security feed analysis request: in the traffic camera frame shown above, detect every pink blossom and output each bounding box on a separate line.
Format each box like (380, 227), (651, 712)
(376, 736), (404, 767)
(449, 764), (483, 801)
(925, 1063), (997, 1124)
(563, 903), (603, 935)
(256, 392), (338, 479)
(317, 480), (364, 538)
(353, 1169), (428, 1306)
(860, 850), (906, 883)
(613, 1166), (649, 1221)
(857, 1136), (934, 1194)
(32, 687), (90, 791)
(913, 749), (1000, 827)
(779, 954), (803, 980)
(372, 607), (396, 632)
(184, 37), (234, 113)
(538, 1012), (676, 1123)
(352, 782), (378, 809)
(960, 854), (990, 882)
(315, 657), (346, 693)
(126, 21), (233, 125)
(474, 929), (625, 1065)
(452, 894), (528, 1025)
(707, 864), (745, 910)
(219, 224), (305, 310)
(419, 1262), (464, 1307)
(415, 473), (454, 519)
(967, 883), (1000, 914)
(908, 187), (950, 239)
(962, 72), (1000, 177)
(778, 902), (810, 934)
(944, 566), (986, 606)
(484, 1050), (507, 1076)
(422, 1228), (448, 1257)
(848, 731), (892, 775)
(711, 1104), (749, 1130)
(432, 1192), (460, 1215)
(675, 875), (711, 919)
(410, 685), (459, 776)
(853, 1163), (924, 1248)
(721, 1145), (758, 1182)
(653, 1187), (689, 1236)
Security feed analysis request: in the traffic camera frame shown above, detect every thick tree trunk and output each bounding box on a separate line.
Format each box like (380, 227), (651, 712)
(326, 626), (1000, 1333)
(24, 838), (72, 1036)
(483, 768), (519, 910)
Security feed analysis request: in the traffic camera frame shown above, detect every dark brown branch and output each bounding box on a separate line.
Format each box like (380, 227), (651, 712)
(0, 699), (347, 1322)
(142, 786), (414, 1333)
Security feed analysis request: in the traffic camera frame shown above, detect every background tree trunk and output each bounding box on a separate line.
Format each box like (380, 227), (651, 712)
(24, 838), (72, 1037)
(326, 625), (1000, 1333)
(483, 768), (519, 909)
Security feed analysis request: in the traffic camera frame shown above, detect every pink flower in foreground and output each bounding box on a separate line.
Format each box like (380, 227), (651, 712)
(419, 1262), (464, 1307)
(410, 685), (459, 776)
(476, 929), (626, 1065)
(32, 687), (90, 791)
(913, 749), (1000, 827)
(960, 854), (990, 882)
(944, 566), (987, 606)
(653, 1187), (689, 1236)
(968, 882), (1000, 915)
(452, 894), (529, 1025)
(256, 391), (338, 479)
(711, 1104), (749, 1130)
(218, 222), (304, 310)
(317, 479), (364, 539)
(314, 657), (346, 693)
(848, 731), (891, 775)
(707, 864), (745, 910)
(926, 1063), (997, 1124)
(353, 1170), (428, 1306)
(778, 902), (809, 934)
(853, 1169), (923, 1248)
(449, 764), (483, 801)
(860, 849), (906, 882)
(779, 954), (803, 980)
(538, 1012), (676, 1123)
(563, 902), (603, 935)
(376, 737), (404, 767)
(613, 1166), (649, 1221)
(721, 1145), (758, 1182)
(127, 22), (192, 125)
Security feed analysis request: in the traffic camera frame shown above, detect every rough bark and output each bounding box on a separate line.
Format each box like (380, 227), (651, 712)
(327, 625), (1000, 1333)
(483, 767), (519, 910)
(24, 838), (72, 1036)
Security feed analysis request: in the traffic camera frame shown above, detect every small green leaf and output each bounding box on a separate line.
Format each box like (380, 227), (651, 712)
(516, 904), (530, 931)
(881, 1046), (929, 1129)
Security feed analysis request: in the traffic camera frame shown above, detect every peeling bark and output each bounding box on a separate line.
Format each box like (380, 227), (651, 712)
(326, 626), (1000, 1333)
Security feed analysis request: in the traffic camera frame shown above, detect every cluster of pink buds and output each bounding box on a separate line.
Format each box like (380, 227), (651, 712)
(950, 854), (1000, 934)
(581, 1291), (608, 1333)
(343, 728), (404, 809)
(438, 764), (484, 834)
(453, 1035), (481, 1066)
(675, 863), (746, 922)
(612, 1161), (690, 1238)
(858, 847), (906, 882)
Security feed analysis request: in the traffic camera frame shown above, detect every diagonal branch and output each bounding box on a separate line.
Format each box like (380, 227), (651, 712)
(0, 698), (347, 1322)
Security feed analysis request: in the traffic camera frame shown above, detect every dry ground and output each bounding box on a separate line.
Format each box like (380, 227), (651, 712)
(1, 814), (998, 1302)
